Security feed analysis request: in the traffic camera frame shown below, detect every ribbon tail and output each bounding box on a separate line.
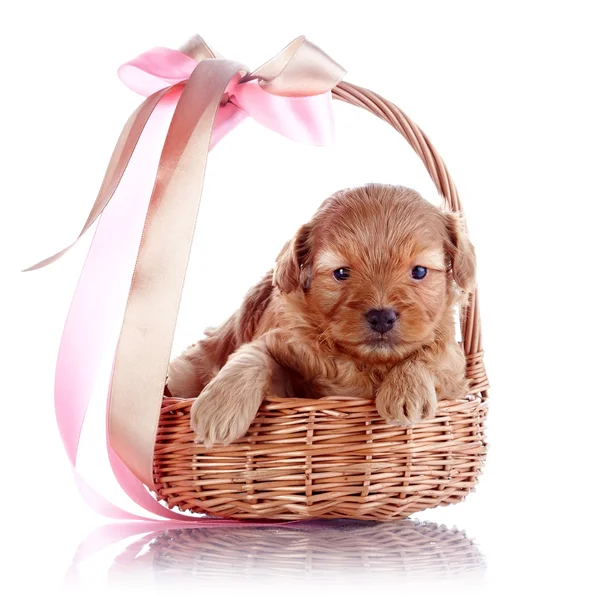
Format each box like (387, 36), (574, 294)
(22, 86), (175, 272)
(53, 86), (197, 520)
(108, 59), (247, 490)
(47, 60), (250, 520)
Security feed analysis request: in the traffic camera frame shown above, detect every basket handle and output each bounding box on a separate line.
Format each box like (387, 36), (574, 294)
(332, 81), (487, 396)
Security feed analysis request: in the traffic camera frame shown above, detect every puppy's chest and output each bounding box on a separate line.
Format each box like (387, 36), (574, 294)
(304, 359), (390, 398)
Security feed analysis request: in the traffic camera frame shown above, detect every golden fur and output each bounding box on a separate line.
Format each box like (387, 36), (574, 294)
(167, 184), (476, 447)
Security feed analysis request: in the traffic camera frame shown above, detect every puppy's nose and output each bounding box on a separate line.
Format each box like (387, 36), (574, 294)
(365, 308), (397, 334)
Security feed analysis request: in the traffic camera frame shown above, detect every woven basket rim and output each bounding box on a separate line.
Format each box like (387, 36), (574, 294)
(161, 394), (488, 412)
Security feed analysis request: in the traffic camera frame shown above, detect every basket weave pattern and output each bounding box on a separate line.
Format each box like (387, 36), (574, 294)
(153, 82), (489, 520)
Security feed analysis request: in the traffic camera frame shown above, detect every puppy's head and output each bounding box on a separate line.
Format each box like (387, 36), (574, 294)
(274, 184), (476, 363)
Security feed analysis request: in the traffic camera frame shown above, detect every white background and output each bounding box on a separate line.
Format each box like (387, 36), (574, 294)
(2, 1), (599, 598)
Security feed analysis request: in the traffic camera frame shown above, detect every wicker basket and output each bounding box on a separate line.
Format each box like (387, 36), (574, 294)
(153, 81), (489, 521)
(110, 520), (484, 582)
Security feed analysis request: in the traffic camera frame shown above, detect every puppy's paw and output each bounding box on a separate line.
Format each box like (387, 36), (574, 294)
(190, 380), (260, 448)
(376, 370), (437, 427)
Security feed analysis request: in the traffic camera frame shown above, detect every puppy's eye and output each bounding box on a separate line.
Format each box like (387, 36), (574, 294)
(411, 266), (428, 280)
(333, 267), (351, 281)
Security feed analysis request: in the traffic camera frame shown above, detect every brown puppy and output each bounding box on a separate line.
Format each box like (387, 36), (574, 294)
(167, 184), (476, 447)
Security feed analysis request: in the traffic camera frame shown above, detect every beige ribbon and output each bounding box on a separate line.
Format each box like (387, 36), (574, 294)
(26, 36), (345, 489)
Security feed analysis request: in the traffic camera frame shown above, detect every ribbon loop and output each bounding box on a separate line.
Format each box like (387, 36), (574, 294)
(247, 36), (345, 96)
(178, 34), (220, 61)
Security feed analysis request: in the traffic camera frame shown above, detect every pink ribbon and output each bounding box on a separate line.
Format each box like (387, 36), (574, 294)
(49, 40), (341, 521)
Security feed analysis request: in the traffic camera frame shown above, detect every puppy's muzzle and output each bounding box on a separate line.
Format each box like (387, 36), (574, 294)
(365, 308), (397, 334)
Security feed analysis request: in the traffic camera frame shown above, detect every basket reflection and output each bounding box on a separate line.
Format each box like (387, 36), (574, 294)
(110, 519), (485, 582)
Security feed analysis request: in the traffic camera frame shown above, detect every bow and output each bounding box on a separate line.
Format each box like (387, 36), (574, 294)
(24, 35), (345, 520)
(120, 35), (343, 146)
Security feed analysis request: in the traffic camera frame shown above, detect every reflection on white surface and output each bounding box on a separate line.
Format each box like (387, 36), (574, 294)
(98, 519), (484, 585)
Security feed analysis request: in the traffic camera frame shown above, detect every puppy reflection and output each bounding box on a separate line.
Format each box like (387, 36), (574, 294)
(168, 184), (476, 446)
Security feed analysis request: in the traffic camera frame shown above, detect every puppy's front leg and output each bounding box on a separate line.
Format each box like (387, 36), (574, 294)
(190, 339), (281, 447)
(376, 360), (437, 427)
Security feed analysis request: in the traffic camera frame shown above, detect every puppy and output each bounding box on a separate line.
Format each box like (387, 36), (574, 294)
(167, 184), (476, 447)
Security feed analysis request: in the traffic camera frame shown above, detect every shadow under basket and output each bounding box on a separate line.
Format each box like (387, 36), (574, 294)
(154, 355), (488, 521)
(153, 81), (490, 521)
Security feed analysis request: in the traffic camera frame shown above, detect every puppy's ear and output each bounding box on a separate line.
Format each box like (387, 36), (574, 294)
(273, 222), (314, 293)
(444, 212), (476, 292)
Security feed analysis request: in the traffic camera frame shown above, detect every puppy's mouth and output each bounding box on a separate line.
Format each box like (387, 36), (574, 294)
(331, 328), (404, 361)
(338, 331), (399, 349)
(333, 332), (407, 364)
(334, 334), (397, 353)
(364, 333), (398, 348)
